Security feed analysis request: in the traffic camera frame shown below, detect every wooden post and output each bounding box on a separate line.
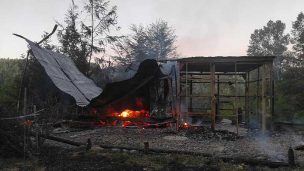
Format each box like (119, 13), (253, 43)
(144, 142), (149, 152)
(261, 64), (266, 133)
(257, 67), (260, 128)
(263, 62), (274, 131)
(33, 105), (39, 153)
(22, 88), (27, 117)
(235, 63), (239, 135)
(217, 74), (220, 122)
(23, 88), (27, 161)
(185, 62), (188, 120)
(176, 61), (182, 131)
(210, 63), (216, 131)
(189, 75), (193, 112)
(245, 72), (250, 124)
(270, 62), (274, 130)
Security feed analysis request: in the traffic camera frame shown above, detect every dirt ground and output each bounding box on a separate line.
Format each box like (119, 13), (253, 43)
(49, 123), (304, 166)
(1, 124), (304, 171)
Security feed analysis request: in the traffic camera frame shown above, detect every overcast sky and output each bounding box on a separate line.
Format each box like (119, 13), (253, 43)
(1, 0), (304, 58)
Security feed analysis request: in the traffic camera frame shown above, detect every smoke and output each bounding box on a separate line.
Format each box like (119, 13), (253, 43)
(252, 126), (304, 163)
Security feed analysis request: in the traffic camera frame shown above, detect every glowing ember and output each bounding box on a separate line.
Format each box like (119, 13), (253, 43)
(23, 119), (33, 126)
(180, 122), (190, 129)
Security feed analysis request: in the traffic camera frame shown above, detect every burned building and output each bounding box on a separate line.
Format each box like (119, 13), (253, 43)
(19, 37), (275, 132)
(90, 56), (275, 133)
(160, 56), (275, 133)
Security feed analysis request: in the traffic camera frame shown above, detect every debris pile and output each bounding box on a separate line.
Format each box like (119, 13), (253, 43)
(185, 127), (240, 141)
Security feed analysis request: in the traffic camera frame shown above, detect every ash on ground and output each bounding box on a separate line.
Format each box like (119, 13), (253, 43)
(46, 123), (304, 166)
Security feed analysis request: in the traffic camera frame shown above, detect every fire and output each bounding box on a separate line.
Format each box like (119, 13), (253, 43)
(117, 109), (149, 118)
(120, 110), (130, 117)
(94, 97), (153, 127)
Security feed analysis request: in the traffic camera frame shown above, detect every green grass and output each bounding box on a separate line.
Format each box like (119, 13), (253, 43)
(1, 148), (303, 171)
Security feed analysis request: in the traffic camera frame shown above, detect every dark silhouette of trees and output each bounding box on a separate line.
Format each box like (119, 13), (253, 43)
(291, 12), (304, 66)
(113, 20), (177, 67)
(57, 0), (119, 74)
(14, 0), (119, 117)
(247, 20), (289, 79)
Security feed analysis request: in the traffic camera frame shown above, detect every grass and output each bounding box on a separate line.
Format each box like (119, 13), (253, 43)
(1, 146), (304, 171)
(0, 158), (45, 171)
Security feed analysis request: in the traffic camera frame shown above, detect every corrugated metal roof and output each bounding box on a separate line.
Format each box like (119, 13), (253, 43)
(27, 40), (102, 107)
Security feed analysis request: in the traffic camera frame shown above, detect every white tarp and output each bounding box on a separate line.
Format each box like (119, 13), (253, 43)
(27, 40), (102, 107)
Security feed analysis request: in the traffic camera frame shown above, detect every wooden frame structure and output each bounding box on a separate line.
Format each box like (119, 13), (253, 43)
(160, 56), (275, 133)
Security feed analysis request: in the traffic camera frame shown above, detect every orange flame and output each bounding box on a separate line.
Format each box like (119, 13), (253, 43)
(117, 109), (149, 118)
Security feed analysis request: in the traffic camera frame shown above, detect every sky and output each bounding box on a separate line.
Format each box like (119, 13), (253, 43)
(1, 0), (304, 59)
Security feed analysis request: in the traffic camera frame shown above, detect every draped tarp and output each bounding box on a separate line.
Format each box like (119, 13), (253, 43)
(26, 40), (102, 107)
(90, 59), (166, 109)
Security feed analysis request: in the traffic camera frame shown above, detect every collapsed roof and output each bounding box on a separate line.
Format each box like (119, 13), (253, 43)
(24, 39), (175, 107)
(26, 40), (102, 107)
(89, 59), (167, 110)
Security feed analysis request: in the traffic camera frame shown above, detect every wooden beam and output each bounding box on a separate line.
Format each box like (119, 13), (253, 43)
(29, 133), (84, 146)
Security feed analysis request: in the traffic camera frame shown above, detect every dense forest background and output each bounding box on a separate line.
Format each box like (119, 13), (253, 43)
(1, 0), (304, 123)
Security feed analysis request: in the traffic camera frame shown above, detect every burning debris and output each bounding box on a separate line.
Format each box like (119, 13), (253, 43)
(89, 59), (175, 128)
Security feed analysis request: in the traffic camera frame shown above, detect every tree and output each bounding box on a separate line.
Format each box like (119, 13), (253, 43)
(57, 6), (89, 73)
(57, 0), (119, 74)
(113, 20), (177, 66)
(0, 59), (22, 116)
(291, 12), (304, 66)
(15, 0), (119, 117)
(247, 20), (289, 79)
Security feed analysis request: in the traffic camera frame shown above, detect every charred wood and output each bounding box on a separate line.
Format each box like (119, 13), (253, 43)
(295, 145), (304, 151)
(29, 132), (84, 147)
